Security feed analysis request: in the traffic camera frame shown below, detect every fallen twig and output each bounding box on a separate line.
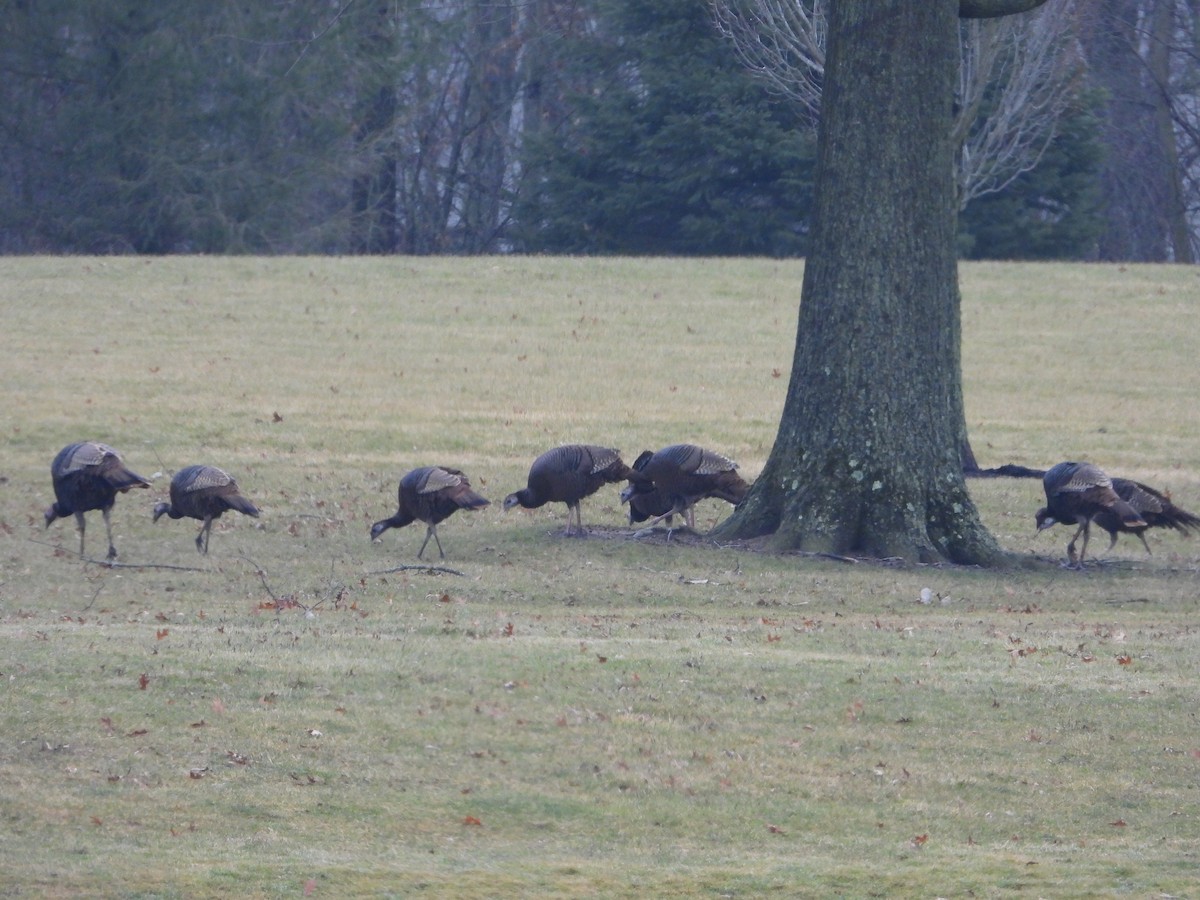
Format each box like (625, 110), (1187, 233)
(81, 583), (104, 612)
(30, 538), (208, 571)
(368, 564), (466, 577)
(238, 554), (279, 601)
(81, 558), (209, 572)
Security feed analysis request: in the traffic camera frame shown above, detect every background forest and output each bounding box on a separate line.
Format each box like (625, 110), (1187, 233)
(1, 0), (1196, 261)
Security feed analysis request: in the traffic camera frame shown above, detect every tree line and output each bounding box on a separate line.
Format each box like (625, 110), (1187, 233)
(1, 0), (1195, 260)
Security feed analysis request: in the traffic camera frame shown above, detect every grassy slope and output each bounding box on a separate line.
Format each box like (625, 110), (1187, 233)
(1, 257), (1199, 898)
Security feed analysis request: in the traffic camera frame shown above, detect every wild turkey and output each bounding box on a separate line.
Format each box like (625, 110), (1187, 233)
(44, 441), (151, 560)
(370, 466), (490, 559)
(152, 465), (259, 554)
(1091, 477), (1200, 555)
(1035, 461), (1147, 564)
(503, 444), (639, 536)
(620, 449), (677, 527)
(628, 443), (750, 533)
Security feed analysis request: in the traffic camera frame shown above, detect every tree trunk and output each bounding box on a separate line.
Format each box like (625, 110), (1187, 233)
(351, 3), (399, 255)
(1148, 0), (1195, 263)
(1085, 0), (1169, 261)
(715, 0), (1004, 565)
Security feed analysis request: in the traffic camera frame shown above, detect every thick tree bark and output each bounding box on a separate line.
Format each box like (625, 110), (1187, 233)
(960, 0), (1049, 17)
(715, 0), (1006, 565)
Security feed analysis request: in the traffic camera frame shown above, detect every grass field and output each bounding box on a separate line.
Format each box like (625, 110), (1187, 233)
(2, 256), (1200, 898)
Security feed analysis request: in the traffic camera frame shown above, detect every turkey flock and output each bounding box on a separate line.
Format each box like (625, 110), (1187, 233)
(44, 440), (1199, 568)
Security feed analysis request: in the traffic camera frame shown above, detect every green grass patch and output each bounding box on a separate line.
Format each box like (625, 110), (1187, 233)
(2, 256), (1199, 897)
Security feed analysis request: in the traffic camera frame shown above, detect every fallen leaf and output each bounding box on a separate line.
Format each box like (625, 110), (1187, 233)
(911, 833), (928, 848)
(463, 815), (482, 826)
(156, 628), (169, 640)
(1117, 655), (1133, 666)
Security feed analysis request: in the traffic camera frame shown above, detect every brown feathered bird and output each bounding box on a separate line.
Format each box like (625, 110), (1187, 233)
(370, 466), (490, 559)
(1035, 461), (1147, 564)
(153, 465), (260, 554)
(45, 441), (151, 560)
(620, 449), (677, 527)
(503, 444), (638, 536)
(1091, 477), (1200, 555)
(625, 443), (750, 533)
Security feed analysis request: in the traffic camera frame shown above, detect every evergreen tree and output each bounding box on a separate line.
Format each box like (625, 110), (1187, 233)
(512, 0), (814, 256)
(959, 92), (1105, 259)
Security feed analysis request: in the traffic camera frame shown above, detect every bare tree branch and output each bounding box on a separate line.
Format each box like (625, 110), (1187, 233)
(957, 1), (1084, 207)
(710, 0), (1081, 209)
(960, 0), (1051, 18)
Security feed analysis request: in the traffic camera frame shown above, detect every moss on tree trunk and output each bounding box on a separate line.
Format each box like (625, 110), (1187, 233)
(715, 0), (1023, 565)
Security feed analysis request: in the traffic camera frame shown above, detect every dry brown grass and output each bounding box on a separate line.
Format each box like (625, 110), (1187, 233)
(2, 257), (1199, 897)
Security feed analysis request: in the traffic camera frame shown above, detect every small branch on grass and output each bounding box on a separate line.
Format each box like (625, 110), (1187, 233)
(30, 538), (208, 571)
(239, 554), (324, 615)
(79, 558), (209, 572)
(143, 441), (169, 479)
(368, 564), (466, 577)
(81, 583), (104, 612)
(238, 554), (279, 601)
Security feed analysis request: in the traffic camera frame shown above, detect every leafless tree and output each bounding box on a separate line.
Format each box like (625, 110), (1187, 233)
(711, 0), (1083, 208)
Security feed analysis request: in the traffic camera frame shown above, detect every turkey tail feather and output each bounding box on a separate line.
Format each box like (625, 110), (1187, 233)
(457, 489), (490, 511)
(227, 494), (260, 518)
